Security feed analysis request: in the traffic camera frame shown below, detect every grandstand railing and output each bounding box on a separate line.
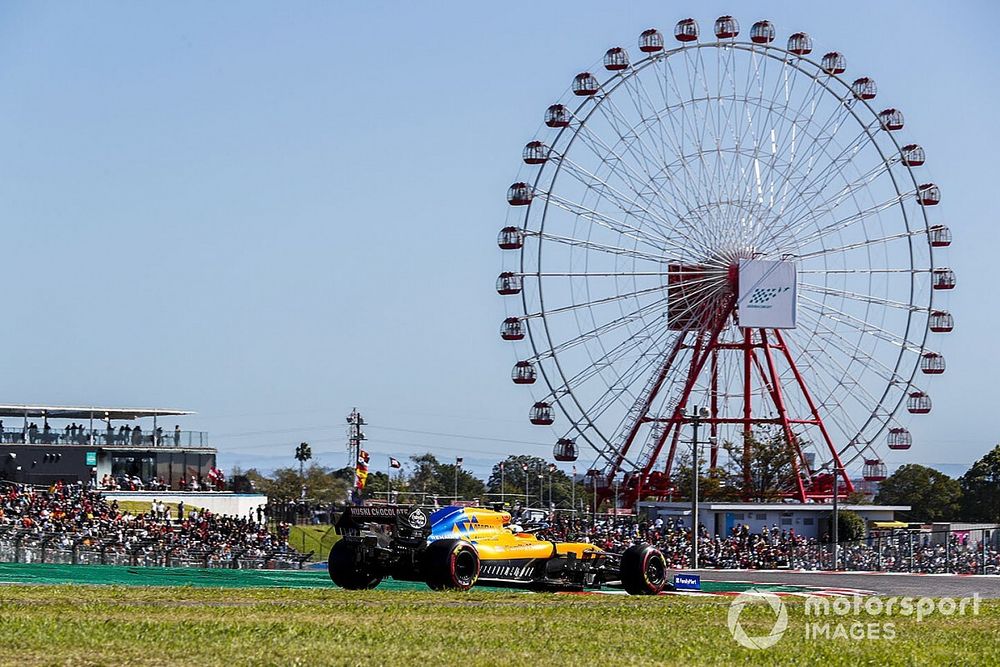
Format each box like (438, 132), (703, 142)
(0, 427), (210, 448)
(0, 532), (309, 570)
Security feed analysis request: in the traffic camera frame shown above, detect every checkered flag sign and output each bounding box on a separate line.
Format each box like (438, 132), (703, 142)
(737, 259), (797, 329)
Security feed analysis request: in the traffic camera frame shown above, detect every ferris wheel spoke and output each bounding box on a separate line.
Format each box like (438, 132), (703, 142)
(571, 98), (713, 251)
(656, 56), (723, 229)
(798, 268), (927, 274)
(745, 61), (831, 223)
(798, 294), (923, 354)
(781, 193), (907, 254)
(542, 317), (674, 413)
(521, 283), (669, 320)
(733, 53), (808, 243)
(778, 349), (867, 456)
(551, 153), (700, 251)
(764, 95), (865, 222)
(541, 193), (674, 252)
(618, 72), (727, 247)
(799, 282), (924, 313)
(767, 151), (896, 249)
(795, 307), (913, 387)
(793, 229), (929, 260)
(535, 231), (672, 264)
(525, 294), (672, 363)
(788, 331), (890, 426)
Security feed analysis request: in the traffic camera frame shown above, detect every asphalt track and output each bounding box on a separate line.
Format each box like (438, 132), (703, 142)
(2, 563), (997, 598)
(695, 569), (1000, 598)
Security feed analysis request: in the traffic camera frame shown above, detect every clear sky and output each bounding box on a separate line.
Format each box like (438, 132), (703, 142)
(0, 1), (995, 480)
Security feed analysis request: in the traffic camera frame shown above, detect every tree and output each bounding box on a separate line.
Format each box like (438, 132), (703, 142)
(959, 445), (1000, 522)
(717, 433), (796, 501)
(245, 464), (349, 504)
(838, 510), (866, 542)
(875, 464), (962, 522)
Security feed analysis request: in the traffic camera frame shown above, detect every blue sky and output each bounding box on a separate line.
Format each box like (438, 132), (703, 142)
(0, 2), (995, 480)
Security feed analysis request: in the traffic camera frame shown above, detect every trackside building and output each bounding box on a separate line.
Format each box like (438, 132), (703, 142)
(0, 404), (215, 490)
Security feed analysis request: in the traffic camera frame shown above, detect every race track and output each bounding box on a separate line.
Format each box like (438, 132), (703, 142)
(695, 569), (1000, 598)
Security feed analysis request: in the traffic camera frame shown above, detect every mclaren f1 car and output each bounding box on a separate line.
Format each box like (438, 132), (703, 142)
(327, 504), (669, 594)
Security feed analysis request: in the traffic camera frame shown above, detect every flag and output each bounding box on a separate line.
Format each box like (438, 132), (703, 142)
(355, 449), (370, 490)
(456, 457), (463, 468)
(389, 457), (401, 469)
(500, 462), (504, 472)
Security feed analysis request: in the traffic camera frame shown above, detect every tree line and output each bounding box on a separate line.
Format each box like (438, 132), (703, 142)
(233, 442), (1000, 523)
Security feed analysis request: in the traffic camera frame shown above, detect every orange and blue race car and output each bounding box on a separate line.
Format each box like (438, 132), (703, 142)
(328, 504), (669, 594)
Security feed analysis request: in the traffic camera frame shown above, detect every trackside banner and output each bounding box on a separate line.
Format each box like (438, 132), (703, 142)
(737, 259), (797, 329)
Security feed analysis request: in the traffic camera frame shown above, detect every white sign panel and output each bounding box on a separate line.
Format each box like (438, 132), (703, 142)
(737, 259), (797, 329)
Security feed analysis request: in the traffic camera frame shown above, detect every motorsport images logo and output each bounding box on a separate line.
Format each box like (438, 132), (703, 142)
(726, 589), (789, 649)
(727, 590), (982, 649)
(746, 286), (790, 309)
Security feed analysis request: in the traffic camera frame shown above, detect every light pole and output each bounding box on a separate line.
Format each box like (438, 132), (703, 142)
(613, 476), (620, 527)
(570, 465), (576, 520)
(820, 462), (841, 570)
(537, 472), (543, 508)
(832, 464), (839, 570)
(500, 462), (505, 506)
(688, 406), (709, 570)
(454, 457), (463, 504)
(522, 463), (529, 508)
(548, 464), (555, 510)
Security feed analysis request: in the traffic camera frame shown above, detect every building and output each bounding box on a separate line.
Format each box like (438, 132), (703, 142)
(638, 501), (911, 540)
(0, 404), (215, 489)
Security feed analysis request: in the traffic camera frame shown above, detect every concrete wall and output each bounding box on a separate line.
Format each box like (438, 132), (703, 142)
(103, 491), (268, 519)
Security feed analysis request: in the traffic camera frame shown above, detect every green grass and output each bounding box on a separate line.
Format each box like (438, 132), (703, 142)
(114, 500), (202, 518)
(287, 524), (339, 561)
(0, 585), (996, 666)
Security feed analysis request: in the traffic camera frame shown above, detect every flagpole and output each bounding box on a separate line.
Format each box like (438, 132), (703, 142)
(387, 456), (391, 502)
(501, 463), (505, 507)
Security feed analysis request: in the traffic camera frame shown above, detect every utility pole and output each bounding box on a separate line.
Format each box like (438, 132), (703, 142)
(346, 408), (366, 468)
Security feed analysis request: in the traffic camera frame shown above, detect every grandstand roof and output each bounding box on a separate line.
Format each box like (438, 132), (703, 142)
(0, 405), (194, 420)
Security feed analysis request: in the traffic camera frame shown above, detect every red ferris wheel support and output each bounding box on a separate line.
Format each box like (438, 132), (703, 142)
(605, 269), (854, 507)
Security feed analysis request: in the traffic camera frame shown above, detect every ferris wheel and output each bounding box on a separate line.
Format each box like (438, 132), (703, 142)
(496, 16), (954, 503)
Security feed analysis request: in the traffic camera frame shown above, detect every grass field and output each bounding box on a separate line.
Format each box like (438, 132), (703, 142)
(287, 524), (339, 561)
(0, 585), (996, 666)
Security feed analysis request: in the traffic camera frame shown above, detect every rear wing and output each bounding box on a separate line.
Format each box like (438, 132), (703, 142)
(335, 504), (434, 539)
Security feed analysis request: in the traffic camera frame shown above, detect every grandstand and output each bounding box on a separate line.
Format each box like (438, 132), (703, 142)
(0, 480), (307, 569)
(0, 404), (214, 489)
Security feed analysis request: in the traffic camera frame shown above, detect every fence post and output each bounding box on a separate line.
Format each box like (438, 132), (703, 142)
(945, 529), (950, 573)
(908, 532), (914, 572)
(983, 530), (989, 576)
(877, 535), (882, 571)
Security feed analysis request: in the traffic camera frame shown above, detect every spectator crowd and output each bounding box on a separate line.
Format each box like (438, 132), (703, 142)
(0, 481), (302, 568)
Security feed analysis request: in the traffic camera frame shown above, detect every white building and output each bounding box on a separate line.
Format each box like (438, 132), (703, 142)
(638, 501), (910, 540)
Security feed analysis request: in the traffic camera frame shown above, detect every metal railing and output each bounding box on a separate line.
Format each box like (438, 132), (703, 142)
(0, 530), (308, 570)
(0, 427), (210, 448)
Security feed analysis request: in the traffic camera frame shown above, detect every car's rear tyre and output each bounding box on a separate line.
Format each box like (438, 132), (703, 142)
(620, 543), (667, 595)
(328, 539), (382, 590)
(423, 539), (480, 591)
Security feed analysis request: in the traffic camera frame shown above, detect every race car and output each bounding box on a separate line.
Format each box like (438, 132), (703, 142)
(327, 504), (669, 594)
